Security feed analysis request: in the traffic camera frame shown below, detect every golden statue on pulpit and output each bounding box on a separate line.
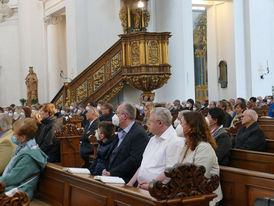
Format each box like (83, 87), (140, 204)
(25, 67), (38, 106)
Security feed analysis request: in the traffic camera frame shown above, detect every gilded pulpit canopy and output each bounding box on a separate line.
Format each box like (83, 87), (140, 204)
(119, 0), (150, 33)
(25, 67), (38, 106)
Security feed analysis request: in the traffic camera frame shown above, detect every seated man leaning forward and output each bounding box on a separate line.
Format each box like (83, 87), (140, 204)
(233, 109), (266, 152)
(0, 118), (47, 200)
(127, 107), (185, 189)
(102, 103), (149, 183)
(0, 114), (16, 174)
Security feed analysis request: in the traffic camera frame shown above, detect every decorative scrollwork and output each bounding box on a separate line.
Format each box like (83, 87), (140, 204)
(111, 52), (122, 76)
(125, 74), (170, 92)
(70, 89), (76, 104)
(55, 123), (84, 137)
(0, 182), (30, 206)
(87, 76), (93, 96)
(93, 66), (105, 91)
(56, 95), (63, 108)
(131, 41), (140, 66)
(119, 5), (128, 34)
(148, 163), (219, 200)
(148, 40), (159, 65)
(99, 81), (125, 103)
(76, 81), (87, 103)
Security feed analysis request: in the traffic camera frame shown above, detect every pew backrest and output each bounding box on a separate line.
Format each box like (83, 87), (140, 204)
(230, 149), (274, 174)
(221, 166), (274, 206)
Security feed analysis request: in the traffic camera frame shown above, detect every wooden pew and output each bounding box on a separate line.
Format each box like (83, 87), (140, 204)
(266, 139), (274, 153)
(36, 163), (218, 206)
(230, 149), (274, 174)
(0, 182), (30, 206)
(56, 123), (85, 168)
(220, 166), (274, 206)
(260, 125), (274, 140)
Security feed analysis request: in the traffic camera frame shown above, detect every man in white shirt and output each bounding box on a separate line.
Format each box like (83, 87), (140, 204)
(127, 107), (185, 189)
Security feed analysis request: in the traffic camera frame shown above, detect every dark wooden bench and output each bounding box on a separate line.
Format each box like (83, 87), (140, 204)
(36, 163), (218, 206)
(230, 149), (274, 174)
(266, 139), (274, 153)
(260, 125), (274, 140)
(221, 166), (274, 206)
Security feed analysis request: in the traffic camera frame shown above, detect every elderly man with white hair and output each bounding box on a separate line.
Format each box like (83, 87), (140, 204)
(0, 114), (16, 173)
(233, 109), (266, 152)
(127, 107), (184, 190)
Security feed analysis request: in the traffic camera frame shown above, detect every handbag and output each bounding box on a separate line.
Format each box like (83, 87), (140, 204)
(254, 197), (274, 206)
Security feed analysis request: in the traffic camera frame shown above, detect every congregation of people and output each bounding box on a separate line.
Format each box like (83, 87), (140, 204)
(0, 94), (273, 205)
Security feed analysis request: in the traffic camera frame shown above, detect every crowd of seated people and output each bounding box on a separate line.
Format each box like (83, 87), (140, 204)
(0, 94), (273, 204)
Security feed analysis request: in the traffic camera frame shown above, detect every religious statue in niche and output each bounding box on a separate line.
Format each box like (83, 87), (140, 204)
(25, 67), (38, 106)
(218, 60), (228, 88)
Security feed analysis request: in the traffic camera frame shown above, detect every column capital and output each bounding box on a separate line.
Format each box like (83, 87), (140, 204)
(44, 15), (63, 25)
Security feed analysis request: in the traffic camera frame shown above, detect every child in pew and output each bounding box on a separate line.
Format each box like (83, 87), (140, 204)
(89, 121), (116, 176)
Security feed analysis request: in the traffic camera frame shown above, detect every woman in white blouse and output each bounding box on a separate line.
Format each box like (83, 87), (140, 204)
(179, 111), (223, 206)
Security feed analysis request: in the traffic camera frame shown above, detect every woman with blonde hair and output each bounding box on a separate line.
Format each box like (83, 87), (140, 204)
(179, 111), (222, 206)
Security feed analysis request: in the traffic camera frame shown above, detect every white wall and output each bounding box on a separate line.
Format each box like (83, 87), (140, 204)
(0, 0), (46, 106)
(153, 0), (195, 103)
(207, 2), (236, 101)
(0, 12), (21, 106)
(247, 0), (274, 97)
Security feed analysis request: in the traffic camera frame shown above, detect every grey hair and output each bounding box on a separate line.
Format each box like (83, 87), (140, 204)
(151, 107), (172, 126)
(0, 114), (13, 131)
(122, 103), (136, 120)
(245, 109), (258, 121)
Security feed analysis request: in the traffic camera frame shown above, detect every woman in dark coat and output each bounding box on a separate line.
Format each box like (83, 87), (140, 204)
(207, 107), (232, 166)
(89, 121), (116, 175)
(36, 103), (60, 163)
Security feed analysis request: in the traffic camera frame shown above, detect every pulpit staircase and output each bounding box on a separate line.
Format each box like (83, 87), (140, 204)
(51, 32), (171, 107)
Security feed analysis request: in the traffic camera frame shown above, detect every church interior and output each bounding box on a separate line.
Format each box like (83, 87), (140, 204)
(0, 0), (274, 205)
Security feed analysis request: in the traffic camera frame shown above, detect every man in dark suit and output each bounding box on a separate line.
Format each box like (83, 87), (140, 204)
(233, 109), (266, 152)
(80, 107), (99, 168)
(102, 103), (149, 183)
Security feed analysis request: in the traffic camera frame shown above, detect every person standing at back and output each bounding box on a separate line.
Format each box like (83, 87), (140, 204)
(103, 103), (149, 183)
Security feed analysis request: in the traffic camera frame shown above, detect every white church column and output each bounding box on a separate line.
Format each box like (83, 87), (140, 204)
(46, 16), (64, 101)
(207, 1), (236, 101)
(153, 0), (195, 102)
(244, 0), (274, 97)
(17, 0), (47, 103)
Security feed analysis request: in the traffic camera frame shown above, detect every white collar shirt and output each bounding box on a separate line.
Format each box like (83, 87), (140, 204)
(137, 125), (185, 183)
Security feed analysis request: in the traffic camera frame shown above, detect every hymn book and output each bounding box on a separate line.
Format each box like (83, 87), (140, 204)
(93, 176), (125, 185)
(63, 168), (90, 174)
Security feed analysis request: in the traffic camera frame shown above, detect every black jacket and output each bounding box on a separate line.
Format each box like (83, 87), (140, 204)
(80, 118), (99, 159)
(223, 111), (232, 128)
(89, 135), (116, 175)
(106, 122), (149, 183)
(212, 127), (231, 166)
(233, 122), (266, 152)
(36, 116), (60, 163)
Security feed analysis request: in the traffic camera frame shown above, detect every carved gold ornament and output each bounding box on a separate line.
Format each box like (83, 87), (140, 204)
(131, 41), (140, 66)
(119, 6), (128, 34)
(111, 52), (122, 76)
(56, 95), (63, 107)
(93, 66), (105, 91)
(148, 40), (159, 65)
(99, 81), (125, 103)
(125, 74), (170, 92)
(76, 81), (87, 103)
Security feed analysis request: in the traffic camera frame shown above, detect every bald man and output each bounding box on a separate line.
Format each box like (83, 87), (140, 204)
(232, 109), (266, 152)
